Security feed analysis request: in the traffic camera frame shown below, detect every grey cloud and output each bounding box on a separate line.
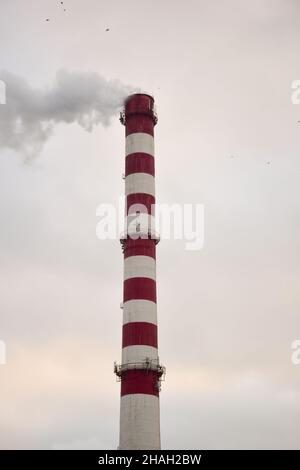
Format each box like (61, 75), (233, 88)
(1, 0), (300, 451)
(0, 70), (135, 158)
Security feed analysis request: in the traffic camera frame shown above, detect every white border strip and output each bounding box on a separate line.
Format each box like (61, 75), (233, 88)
(119, 394), (160, 450)
(124, 255), (156, 281)
(125, 173), (155, 197)
(122, 345), (158, 365)
(123, 300), (157, 325)
(126, 133), (154, 156)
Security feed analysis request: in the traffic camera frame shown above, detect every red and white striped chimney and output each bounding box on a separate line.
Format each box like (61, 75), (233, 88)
(114, 93), (165, 450)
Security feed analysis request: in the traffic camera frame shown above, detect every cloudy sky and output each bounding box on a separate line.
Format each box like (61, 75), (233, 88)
(1, 0), (300, 449)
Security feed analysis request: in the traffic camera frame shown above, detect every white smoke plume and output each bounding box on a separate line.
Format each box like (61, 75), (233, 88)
(0, 70), (136, 158)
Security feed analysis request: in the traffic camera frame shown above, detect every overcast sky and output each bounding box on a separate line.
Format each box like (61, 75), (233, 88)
(1, 0), (300, 449)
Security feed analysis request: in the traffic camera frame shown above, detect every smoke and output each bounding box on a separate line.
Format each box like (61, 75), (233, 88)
(0, 70), (135, 158)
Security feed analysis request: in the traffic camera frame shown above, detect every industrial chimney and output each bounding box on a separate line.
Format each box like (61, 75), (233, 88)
(114, 93), (165, 450)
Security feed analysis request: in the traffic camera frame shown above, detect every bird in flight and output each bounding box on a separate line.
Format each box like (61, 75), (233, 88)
(105, 28), (110, 32)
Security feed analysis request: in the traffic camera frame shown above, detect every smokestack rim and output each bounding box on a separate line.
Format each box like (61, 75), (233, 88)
(121, 93), (157, 127)
(124, 92), (155, 105)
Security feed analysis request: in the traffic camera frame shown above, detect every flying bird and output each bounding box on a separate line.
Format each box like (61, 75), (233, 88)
(105, 28), (110, 32)
(60, 1), (66, 10)
(46, 18), (50, 21)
